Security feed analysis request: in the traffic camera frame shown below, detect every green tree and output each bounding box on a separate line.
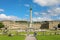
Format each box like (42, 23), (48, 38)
(0, 22), (4, 29)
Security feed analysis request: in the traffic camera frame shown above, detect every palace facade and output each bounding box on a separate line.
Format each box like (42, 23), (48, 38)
(1, 20), (60, 30)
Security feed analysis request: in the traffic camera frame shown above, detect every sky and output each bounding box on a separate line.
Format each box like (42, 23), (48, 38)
(0, 0), (60, 21)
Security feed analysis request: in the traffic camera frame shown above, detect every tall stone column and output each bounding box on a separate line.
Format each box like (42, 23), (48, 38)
(30, 7), (32, 28)
(27, 6), (33, 35)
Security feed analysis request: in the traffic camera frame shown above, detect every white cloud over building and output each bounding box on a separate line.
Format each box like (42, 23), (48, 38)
(33, 0), (60, 6)
(0, 14), (20, 21)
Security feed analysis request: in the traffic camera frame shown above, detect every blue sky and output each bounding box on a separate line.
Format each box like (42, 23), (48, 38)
(0, 0), (60, 21)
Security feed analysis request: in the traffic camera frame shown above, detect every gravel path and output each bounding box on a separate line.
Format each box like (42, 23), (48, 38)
(25, 34), (36, 40)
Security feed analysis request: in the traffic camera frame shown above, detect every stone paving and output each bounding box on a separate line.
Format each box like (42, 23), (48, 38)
(25, 34), (36, 40)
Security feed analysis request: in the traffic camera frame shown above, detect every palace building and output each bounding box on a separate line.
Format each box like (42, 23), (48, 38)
(1, 20), (60, 30)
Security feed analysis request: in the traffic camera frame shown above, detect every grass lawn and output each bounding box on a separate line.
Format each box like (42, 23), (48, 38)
(36, 35), (60, 40)
(0, 35), (25, 40)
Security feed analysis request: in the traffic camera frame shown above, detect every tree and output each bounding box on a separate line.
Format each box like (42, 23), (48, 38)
(0, 22), (4, 29)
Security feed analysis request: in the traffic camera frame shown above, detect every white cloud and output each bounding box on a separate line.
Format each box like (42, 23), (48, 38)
(33, 0), (60, 6)
(25, 14), (29, 17)
(41, 13), (47, 16)
(33, 7), (60, 21)
(0, 9), (4, 12)
(34, 12), (39, 16)
(33, 12), (52, 21)
(48, 7), (60, 16)
(24, 4), (30, 7)
(33, 17), (52, 21)
(33, 0), (60, 21)
(0, 14), (20, 21)
(54, 7), (60, 13)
